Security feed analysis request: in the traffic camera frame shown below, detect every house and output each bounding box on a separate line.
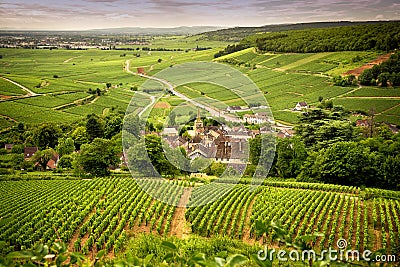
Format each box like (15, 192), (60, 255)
(356, 119), (370, 127)
(229, 139), (249, 164)
(188, 144), (217, 160)
(46, 153), (59, 170)
(382, 122), (400, 134)
(243, 112), (272, 124)
(24, 147), (38, 160)
(277, 129), (294, 138)
(260, 126), (274, 134)
(137, 67), (146, 75)
(162, 127), (178, 136)
(34, 153), (59, 170)
(226, 106), (243, 113)
(4, 144), (13, 152)
(226, 125), (252, 139)
(293, 102), (308, 111)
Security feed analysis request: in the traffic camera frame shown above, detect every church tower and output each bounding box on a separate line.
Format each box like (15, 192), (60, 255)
(194, 109), (203, 134)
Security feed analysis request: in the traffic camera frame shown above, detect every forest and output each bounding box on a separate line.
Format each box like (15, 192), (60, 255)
(200, 20), (398, 42)
(214, 22), (400, 57)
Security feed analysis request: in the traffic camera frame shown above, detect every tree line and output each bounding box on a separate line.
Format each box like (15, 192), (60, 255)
(359, 51), (400, 86)
(264, 101), (400, 191)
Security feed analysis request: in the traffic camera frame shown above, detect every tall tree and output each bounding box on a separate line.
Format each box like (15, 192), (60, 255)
(31, 148), (57, 170)
(71, 126), (89, 150)
(275, 137), (307, 178)
(34, 123), (61, 149)
(56, 137), (75, 157)
(104, 114), (123, 139)
(86, 114), (104, 141)
(75, 138), (118, 176)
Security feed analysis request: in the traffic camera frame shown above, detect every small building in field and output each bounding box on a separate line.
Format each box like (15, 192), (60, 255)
(227, 106), (243, 113)
(24, 147), (38, 159)
(293, 102), (308, 111)
(4, 144), (13, 152)
(137, 67), (146, 75)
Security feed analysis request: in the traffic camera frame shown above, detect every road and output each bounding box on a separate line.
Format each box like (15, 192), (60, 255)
(125, 60), (242, 123)
(1, 77), (39, 96)
(136, 92), (157, 117)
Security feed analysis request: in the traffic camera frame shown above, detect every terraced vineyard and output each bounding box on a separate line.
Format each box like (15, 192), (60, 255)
(217, 49), (400, 124)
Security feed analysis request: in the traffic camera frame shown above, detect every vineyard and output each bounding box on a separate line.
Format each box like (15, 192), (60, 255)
(1, 177), (399, 258)
(186, 183), (400, 254)
(1, 47), (400, 127)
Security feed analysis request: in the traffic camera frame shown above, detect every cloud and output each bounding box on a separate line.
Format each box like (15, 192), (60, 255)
(85, 0), (119, 2)
(1, 0), (400, 30)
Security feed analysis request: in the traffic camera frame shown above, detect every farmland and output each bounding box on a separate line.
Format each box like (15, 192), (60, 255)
(1, 46), (399, 127)
(0, 48), (218, 129)
(0, 178), (183, 257)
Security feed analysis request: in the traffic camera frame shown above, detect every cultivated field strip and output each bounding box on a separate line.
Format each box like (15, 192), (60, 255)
(0, 179), (184, 255)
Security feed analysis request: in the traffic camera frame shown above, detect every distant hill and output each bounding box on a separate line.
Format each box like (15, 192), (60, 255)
(87, 26), (226, 35)
(0, 26), (226, 36)
(200, 21), (400, 42)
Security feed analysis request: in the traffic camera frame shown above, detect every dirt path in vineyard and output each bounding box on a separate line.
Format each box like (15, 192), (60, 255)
(170, 188), (192, 238)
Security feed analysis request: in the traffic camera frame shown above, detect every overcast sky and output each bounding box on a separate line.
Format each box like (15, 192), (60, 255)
(1, 0), (399, 30)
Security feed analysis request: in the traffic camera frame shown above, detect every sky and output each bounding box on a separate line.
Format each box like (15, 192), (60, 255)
(0, 0), (399, 30)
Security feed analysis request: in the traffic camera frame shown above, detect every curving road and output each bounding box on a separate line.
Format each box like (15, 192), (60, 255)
(135, 92), (157, 117)
(1, 77), (39, 96)
(125, 60), (242, 123)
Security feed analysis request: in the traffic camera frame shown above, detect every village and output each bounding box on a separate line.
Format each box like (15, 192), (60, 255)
(160, 108), (295, 164)
(0, 102), (307, 170)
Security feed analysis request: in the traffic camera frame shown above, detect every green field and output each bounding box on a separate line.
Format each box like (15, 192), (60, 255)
(0, 78), (25, 96)
(217, 49), (399, 124)
(175, 82), (247, 108)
